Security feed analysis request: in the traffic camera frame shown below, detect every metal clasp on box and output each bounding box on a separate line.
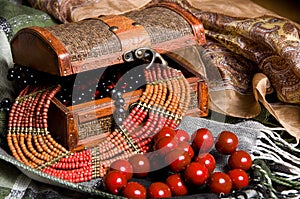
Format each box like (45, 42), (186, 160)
(123, 47), (168, 69)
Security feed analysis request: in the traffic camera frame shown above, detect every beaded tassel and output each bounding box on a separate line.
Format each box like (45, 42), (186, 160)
(6, 64), (191, 182)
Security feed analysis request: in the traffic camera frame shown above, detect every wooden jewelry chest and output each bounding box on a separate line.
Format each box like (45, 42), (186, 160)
(10, 2), (208, 151)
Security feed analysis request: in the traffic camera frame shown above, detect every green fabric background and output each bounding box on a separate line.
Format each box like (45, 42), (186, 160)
(0, 0), (58, 36)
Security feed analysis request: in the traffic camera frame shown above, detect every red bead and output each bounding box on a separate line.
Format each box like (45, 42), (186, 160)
(215, 131), (239, 155)
(183, 162), (209, 186)
(191, 128), (214, 153)
(104, 170), (127, 195)
(194, 153), (216, 173)
(228, 169), (249, 189)
(228, 150), (252, 171)
(128, 154), (150, 178)
(165, 148), (191, 172)
(147, 182), (171, 198)
(166, 174), (188, 196)
(122, 182), (147, 199)
(208, 172), (232, 194)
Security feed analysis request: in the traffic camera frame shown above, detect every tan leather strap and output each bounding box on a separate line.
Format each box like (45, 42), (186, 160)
(99, 15), (152, 52)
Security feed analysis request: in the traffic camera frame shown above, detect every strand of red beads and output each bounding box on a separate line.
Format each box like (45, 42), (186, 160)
(91, 64), (166, 175)
(32, 86), (95, 182)
(34, 86), (68, 161)
(118, 73), (157, 140)
(90, 65), (157, 159)
(19, 91), (45, 167)
(129, 68), (164, 148)
(123, 71), (154, 138)
(39, 86), (68, 156)
(131, 66), (169, 152)
(25, 89), (52, 163)
(122, 67), (154, 134)
(11, 87), (43, 168)
(179, 71), (191, 114)
(23, 87), (60, 166)
(142, 66), (189, 144)
(7, 86), (30, 164)
(33, 89), (59, 159)
(163, 69), (182, 128)
(31, 90), (55, 162)
(92, 67), (154, 155)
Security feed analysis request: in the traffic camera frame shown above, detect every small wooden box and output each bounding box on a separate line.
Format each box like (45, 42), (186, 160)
(48, 76), (208, 150)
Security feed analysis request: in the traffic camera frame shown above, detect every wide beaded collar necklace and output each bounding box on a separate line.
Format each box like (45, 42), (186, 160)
(6, 48), (191, 182)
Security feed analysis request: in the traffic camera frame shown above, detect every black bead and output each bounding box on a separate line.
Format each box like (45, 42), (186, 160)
(16, 84), (26, 90)
(16, 66), (24, 73)
(62, 87), (69, 93)
(105, 88), (111, 94)
(114, 116), (123, 125)
(23, 67), (30, 73)
(1, 98), (11, 108)
(21, 78), (29, 85)
(28, 73), (35, 78)
(32, 79), (39, 85)
(115, 98), (125, 106)
(7, 73), (15, 81)
(99, 81), (106, 88)
(116, 107), (125, 114)
(3, 107), (10, 113)
(112, 91), (123, 99)
(16, 75), (22, 80)
(7, 68), (15, 75)
(62, 99), (68, 105)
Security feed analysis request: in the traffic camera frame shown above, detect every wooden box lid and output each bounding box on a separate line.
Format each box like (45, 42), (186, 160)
(10, 2), (205, 76)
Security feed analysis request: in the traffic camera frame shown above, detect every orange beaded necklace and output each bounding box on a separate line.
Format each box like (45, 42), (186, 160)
(6, 48), (191, 182)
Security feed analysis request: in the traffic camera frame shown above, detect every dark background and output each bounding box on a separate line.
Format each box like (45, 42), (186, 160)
(252, 0), (300, 23)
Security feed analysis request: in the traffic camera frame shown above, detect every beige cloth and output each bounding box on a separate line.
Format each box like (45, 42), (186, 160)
(71, 0), (282, 22)
(253, 73), (300, 138)
(71, 0), (151, 22)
